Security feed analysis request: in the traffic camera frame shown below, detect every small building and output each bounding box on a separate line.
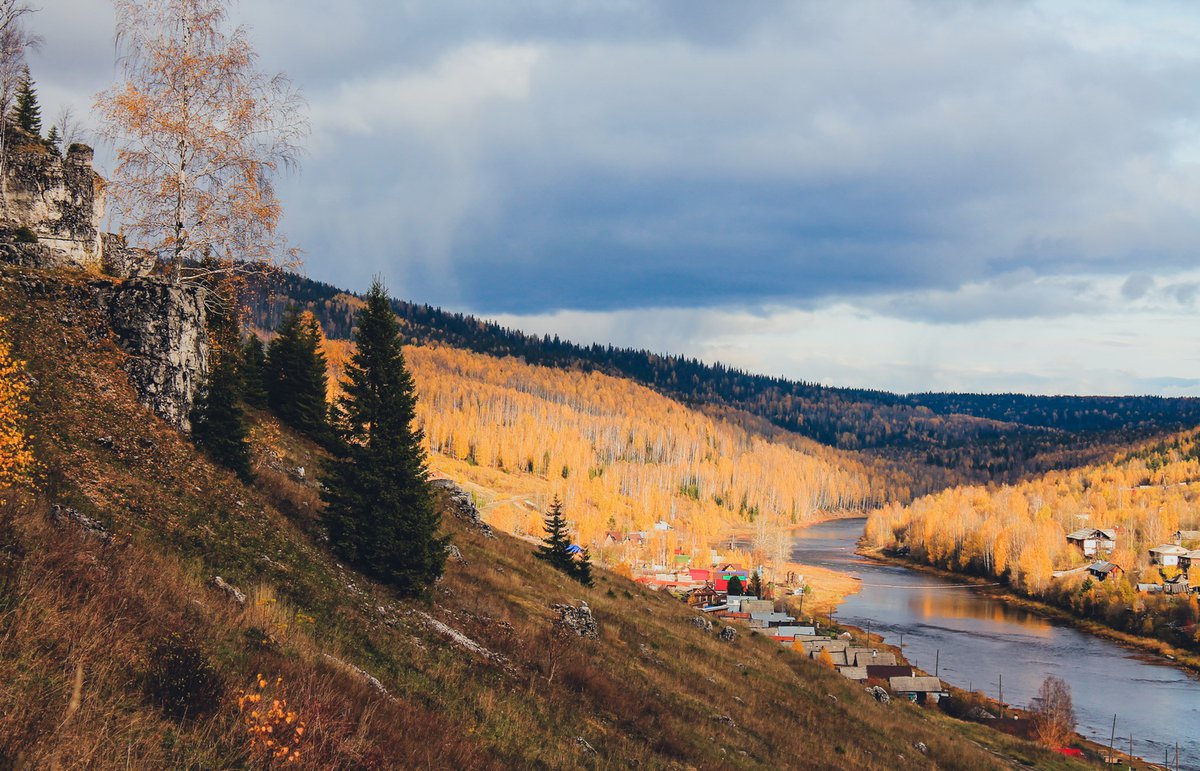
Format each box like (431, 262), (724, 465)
(889, 676), (948, 704)
(847, 648), (897, 667)
(1066, 527), (1116, 556)
(837, 666), (868, 682)
(1173, 530), (1200, 546)
(687, 585), (722, 607)
(1149, 544), (1189, 566)
(773, 625), (817, 638)
(602, 531), (623, 546)
(653, 520), (672, 532)
(1086, 561), (1123, 581)
(749, 611), (795, 628)
(865, 664), (913, 681)
(689, 568), (713, 583)
(1136, 582), (1163, 594)
(742, 599), (776, 614)
(1180, 550), (1200, 572)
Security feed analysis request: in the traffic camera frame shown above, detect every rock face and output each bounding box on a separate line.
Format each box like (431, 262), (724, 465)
(99, 279), (208, 432)
(430, 479), (494, 536)
(4, 141), (105, 270)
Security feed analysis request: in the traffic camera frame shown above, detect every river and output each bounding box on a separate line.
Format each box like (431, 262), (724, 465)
(791, 517), (1200, 770)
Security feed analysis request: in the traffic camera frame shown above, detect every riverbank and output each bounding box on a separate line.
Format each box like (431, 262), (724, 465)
(857, 545), (1200, 678)
(832, 618), (1169, 769)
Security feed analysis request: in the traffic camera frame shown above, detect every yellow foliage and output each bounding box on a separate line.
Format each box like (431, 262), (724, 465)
(0, 317), (33, 489)
(348, 343), (896, 556)
(817, 647), (835, 669)
(238, 674), (306, 765)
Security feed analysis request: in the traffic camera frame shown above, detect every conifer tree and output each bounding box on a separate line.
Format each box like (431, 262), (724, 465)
(321, 279), (445, 596)
(747, 571), (762, 598)
(536, 496), (574, 573)
(191, 276), (252, 479)
(265, 308), (329, 440)
(241, 335), (268, 408)
(727, 575), (744, 596)
(11, 66), (38, 136)
(46, 124), (59, 150)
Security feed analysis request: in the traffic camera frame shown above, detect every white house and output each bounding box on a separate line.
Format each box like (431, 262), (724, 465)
(1066, 527), (1116, 557)
(1149, 544), (1189, 567)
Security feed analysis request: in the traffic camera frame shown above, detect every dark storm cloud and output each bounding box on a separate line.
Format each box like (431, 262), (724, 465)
(31, 1), (1200, 319)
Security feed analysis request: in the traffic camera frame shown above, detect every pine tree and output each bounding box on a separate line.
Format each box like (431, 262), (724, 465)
(46, 125), (60, 151)
(727, 575), (744, 596)
(747, 571), (762, 598)
(321, 279), (445, 596)
(536, 496), (574, 573)
(191, 276), (252, 480)
(265, 308), (329, 440)
(12, 67), (40, 137)
(241, 335), (268, 408)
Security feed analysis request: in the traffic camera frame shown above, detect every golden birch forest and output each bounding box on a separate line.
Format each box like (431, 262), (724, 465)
(326, 339), (897, 554)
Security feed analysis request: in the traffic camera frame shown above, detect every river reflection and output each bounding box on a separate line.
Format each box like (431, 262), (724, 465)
(793, 518), (1200, 770)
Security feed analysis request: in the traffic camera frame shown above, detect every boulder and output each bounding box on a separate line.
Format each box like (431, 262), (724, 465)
(718, 626), (737, 642)
(551, 601), (599, 640)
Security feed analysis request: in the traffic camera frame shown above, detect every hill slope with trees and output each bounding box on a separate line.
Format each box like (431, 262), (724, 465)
(0, 259), (1093, 770)
(249, 272), (1200, 491)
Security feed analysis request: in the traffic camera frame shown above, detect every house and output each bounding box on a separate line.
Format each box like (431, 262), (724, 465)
(714, 567), (750, 592)
(1086, 561), (1123, 581)
(1136, 582), (1163, 594)
(1180, 550), (1200, 572)
(689, 568), (712, 583)
(687, 585), (722, 607)
(1149, 544), (1189, 566)
(1173, 530), (1200, 546)
(889, 676), (948, 704)
(741, 599), (775, 614)
(773, 626), (817, 638)
(1066, 527), (1116, 556)
(866, 664), (913, 681)
(846, 648), (897, 667)
(837, 666), (868, 682)
(749, 611), (794, 628)
(653, 520), (672, 532)
(724, 594), (756, 612)
(602, 531), (623, 546)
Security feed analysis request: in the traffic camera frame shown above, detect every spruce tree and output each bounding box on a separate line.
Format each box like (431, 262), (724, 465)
(46, 125), (60, 151)
(12, 68), (40, 137)
(321, 279), (445, 596)
(265, 307), (330, 440)
(241, 335), (269, 408)
(191, 277), (252, 480)
(747, 571), (762, 598)
(536, 497), (574, 573)
(727, 575), (744, 596)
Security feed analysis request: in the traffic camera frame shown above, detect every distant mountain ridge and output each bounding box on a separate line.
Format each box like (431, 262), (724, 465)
(249, 271), (1200, 490)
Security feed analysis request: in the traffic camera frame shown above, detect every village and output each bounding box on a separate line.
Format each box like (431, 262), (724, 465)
(1056, 527), (1200, 596)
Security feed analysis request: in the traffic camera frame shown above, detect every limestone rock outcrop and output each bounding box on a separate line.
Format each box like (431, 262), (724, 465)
(97, 279), (208, 432)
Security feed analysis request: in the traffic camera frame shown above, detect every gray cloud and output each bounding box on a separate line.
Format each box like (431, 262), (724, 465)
(29, 1), (1200, 325)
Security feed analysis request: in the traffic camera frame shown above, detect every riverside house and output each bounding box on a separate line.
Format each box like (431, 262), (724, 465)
(1149, 544), (1189, 567)
(1066, 527), (1116, 557)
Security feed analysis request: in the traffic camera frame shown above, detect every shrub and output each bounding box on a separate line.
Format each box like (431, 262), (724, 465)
(146, 631), (223, 720)
(238, 673), (306, 766)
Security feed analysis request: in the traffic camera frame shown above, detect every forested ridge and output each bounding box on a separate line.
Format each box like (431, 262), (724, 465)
(249, 271), (1200, 490)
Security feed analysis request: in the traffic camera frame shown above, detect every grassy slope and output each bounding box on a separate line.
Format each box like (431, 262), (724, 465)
(0, 267), (1087, 769)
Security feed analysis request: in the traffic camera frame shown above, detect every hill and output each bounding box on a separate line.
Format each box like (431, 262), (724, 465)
(250, 272), (1200, 491)
(0, 264), (1096, 768)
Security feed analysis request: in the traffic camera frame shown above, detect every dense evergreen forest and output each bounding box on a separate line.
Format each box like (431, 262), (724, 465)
(248, 272), (1200, 489)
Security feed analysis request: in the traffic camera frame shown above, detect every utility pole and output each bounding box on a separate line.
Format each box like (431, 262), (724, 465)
(935, 649), (940, 678)
(998, 674), (1003, 719)
(1108, 715), (1117, 765)
(1129, 734), (1133, 768)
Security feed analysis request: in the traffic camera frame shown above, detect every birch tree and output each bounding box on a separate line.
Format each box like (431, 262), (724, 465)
(95, 0), (307, 284)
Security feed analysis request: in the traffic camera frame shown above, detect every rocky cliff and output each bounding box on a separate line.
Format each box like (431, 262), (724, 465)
(0, 137), (208, 432)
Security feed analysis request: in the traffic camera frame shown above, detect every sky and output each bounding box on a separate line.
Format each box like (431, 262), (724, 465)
(33, 0), (1200, 396)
